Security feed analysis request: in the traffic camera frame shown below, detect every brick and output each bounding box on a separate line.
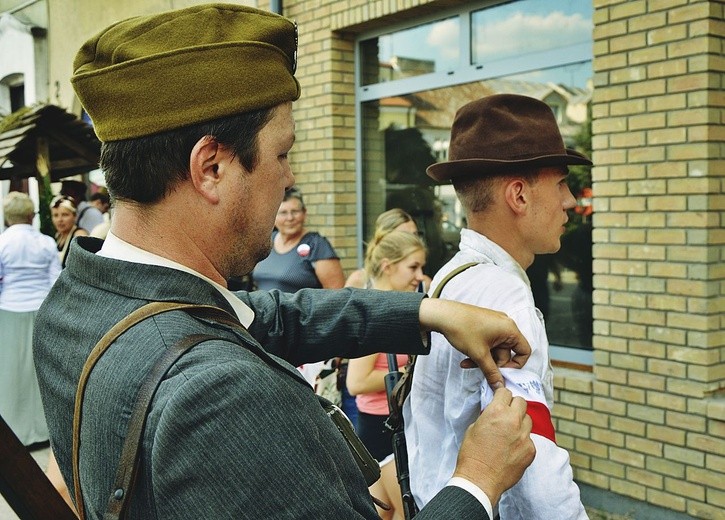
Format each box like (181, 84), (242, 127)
(707, 400), (725, 422)
(608, 258), (647, 276)
(664, 444), (705, 466)
(629, 45), (668, 65)
(647, 196), (687, 211)
(628, 11), (666, 32)
(647, 292), (687, 311)
(648, 161), (688, 178)
(575, 438), (609, 458)
(593, 19), (629, 39)
(647, 58), (688, 78)
(668, 345), (718, 364)
(577, 468), (610, 488)
(611, 384), (645, 404)
(648, 127), (687, 145)
(557, 419), (590, 438)
(627, 435), (664, 459)
(647, 24), (688, 45)
(626, 467), (664, 489)
(648, 326), (686, 345)
(668, 72), (717, 93)
(629, 372), (665, 390)
(689, 502), (725, 520)
(594, 53), (629, 71)
(611, 477), (647, 500)
(628, 402), (665, 423)
(610, 33), (647, 53)
(647, 455), (685, 478)
(558, 391), (593, 409)
(648, 424), (686, 445)
(591, 426), (625, 447)
(629, 340), (666, 358)
(669, 143), (721, 161)
(648, 358), (687, 378)
(667, 411), (707, 433)
(706, 452), (725, 473)
(594, 396), (627, 416)
(646, 488), (686, 512)
(628, 212), (666, 228)
(610, 322), (647, 340)
(629, 112), (666, 130)
(611, 416), (646, 436)
(648, 390), (687, 412)
(628, 244), (666, 261)
(610, 446), (645, 467)
(610, 228), (647, 243)
(629, 179), (668, 195)
(669, 37), (717, 60)
(627, 80), (665, 99)
(668, 311), (716, 331)
(611, 0), (647, 20)
(687, 433), (725, 455)
(647, 262), (687, 278)
(665, 476), (705, 501)
(592, 457), (626, 478)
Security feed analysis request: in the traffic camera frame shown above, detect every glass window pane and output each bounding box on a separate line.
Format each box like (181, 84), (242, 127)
(360, 17), (460, 86)
(472, 0), (593, 66)
(361, 63), (593, 350)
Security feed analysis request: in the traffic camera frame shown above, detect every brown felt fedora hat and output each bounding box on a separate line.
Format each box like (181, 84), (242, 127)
(427, 94), (592, 182)
(72, 3), (300, 142)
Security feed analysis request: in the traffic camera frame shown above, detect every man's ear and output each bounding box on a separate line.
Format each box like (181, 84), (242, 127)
(503, 178), (529, 216)
(189, 135), (225, 204)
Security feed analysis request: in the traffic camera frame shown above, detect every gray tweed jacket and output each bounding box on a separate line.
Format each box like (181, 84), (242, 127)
(34, 237), (488, 519)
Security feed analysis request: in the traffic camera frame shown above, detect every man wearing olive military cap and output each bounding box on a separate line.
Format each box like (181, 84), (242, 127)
(34, 5), (534, 519)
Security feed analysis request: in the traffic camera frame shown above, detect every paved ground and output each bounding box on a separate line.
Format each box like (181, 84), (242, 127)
(0, 444), (632, 520)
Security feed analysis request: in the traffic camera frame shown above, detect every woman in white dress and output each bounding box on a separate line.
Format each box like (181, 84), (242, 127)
(0, 192), (61, 445)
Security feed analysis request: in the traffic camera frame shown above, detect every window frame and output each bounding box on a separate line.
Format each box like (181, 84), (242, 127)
(354, 0), (594, 364)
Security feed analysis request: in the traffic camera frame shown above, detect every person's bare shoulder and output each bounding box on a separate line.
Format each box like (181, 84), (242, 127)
(344, 268), (365, 288)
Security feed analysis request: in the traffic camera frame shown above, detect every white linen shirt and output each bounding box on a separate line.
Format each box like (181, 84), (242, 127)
(404, 228), (587, 519)
(0, 224), (61, 312)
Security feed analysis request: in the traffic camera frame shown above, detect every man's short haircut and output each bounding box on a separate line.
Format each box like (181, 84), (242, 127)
(100, 107), (275, 204)
(453, 167), (542, 213)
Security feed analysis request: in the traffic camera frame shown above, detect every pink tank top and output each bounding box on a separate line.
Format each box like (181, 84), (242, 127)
(355, 353), (408, 415)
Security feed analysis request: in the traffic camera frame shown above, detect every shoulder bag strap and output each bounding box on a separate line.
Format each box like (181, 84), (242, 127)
(72, 302), (243, 520)
(387, 262), (480, 428)
(102, 333), (217, 520)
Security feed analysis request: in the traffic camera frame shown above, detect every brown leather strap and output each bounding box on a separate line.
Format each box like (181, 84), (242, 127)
(102, 334), (217, 520)
(72, 302), (242, 520)
(387, 262), (479, 429)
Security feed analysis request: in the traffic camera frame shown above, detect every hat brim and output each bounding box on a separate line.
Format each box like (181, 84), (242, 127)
(426, 149), (592, 183)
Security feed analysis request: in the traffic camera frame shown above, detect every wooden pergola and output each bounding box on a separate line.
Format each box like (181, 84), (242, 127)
(0, 103), (100, 183)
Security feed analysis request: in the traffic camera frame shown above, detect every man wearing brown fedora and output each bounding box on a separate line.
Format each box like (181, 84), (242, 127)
(33, 5), (536, 519)
(405, 94), (591, 519)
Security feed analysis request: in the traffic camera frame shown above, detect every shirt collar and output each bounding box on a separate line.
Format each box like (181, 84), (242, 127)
(98, 231), (254, 327)
(459, 228), (530, 287)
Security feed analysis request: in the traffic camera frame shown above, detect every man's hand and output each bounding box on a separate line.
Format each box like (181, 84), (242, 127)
(453, 387), (536, 506)
(419, 298), (531, 389)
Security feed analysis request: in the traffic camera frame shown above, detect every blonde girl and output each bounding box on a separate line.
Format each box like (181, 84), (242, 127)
(346, 230), (426, 520)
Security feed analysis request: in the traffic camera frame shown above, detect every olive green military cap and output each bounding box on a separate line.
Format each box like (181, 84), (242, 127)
(71, 3), (300, 142)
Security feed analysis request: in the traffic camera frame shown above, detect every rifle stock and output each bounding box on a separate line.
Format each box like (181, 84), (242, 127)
(0, 415), (77, 519)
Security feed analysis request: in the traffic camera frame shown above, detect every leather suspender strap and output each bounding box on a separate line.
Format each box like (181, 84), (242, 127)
(429, 262), (480, 299)
(72, 302), (243, 520)
(102, 334), (216, 520)
(387, 262), (479, 428)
